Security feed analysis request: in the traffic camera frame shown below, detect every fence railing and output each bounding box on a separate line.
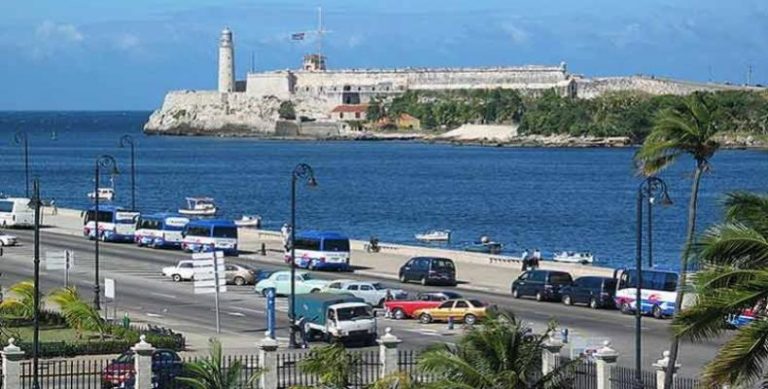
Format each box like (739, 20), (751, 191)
(275, 350), (380, 389)
(277, 351), (316, 389)
(397, 349), (439, 384)
(559, 356), (597, 389)
(611, 365), (657, 389)
(21, 357), (114, 389)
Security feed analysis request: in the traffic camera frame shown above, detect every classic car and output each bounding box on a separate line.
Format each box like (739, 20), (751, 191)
(254, 270), (328, 296)
(413, 298), (488, 325)
(321, 280), (407, 307)
(383, 291), (462, 320)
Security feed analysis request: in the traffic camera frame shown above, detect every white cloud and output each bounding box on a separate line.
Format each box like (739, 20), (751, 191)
(500, 23), (529, 44)
(116, 33), (140, 50)
(35, 21), (84, 43)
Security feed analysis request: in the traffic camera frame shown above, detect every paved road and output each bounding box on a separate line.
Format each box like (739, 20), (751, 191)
(0, 228), (724, 376)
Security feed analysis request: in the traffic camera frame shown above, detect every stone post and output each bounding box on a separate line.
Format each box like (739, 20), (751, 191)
(378, 327), (402, 379)
(594, 341), (619, 389)
(541, 336), (564, 375)
(132, 335), (155, 389)
(653, 350), (680, 389)
(258, 336), (279, 389)
(2, 338), (25, 389)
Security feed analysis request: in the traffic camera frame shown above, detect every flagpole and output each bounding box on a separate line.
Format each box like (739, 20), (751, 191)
(317, 6), (323, 59)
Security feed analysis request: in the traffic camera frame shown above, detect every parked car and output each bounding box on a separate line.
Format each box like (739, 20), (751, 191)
(413, 298), (487, 325)
(384, 291), (463, 320)
(511, 270), (573, 301)
(559, 276), (617, 309)
(254, 270), (328, 296)
(225, 263), (257, 286)
(161, 260), (195, 282)
(322, 280), (407, 307)
(0, 232), (18, 247)
(101, 348), (182, 389)
(398, 257), (456, 286)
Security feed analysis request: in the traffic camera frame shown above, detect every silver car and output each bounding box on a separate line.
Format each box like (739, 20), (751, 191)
(327, 281), (407, 307)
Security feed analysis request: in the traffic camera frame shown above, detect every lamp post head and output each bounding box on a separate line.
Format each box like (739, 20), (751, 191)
(119, 135), (134, 148)
(13, 131), (26, 145)
(307, 176), (318, 188)
(97, 154), (120, 175)
(659, 191), (673, 207)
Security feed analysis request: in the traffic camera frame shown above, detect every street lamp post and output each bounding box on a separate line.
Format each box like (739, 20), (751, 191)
(29, 178), (42, 389)
(93, 155), (119, 310)
(635, 176), (672, 388)
(119, 135), (136, 211)
(289, 163), (317, 349)
(14, 131), (29, 198)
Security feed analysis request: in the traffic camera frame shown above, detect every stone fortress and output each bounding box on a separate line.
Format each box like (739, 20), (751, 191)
(144, 28), (761, 136)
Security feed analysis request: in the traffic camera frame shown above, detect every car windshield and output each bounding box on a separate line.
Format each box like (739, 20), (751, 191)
(371, 282), (388, 290)
(441, 291), (462, 299)
(469, 299), (485, 307)
(299, 273), (315, 281)
(337, 306), (373, 320)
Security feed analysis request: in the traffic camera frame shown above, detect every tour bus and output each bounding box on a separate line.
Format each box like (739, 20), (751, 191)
(0, 197), (34, 228)
(286, 231), (351, 271)
(82, 205), (140, 243)
(613, 268), (679, 319)
(134, 213), (190, 249)
(181, 219), (238, 256)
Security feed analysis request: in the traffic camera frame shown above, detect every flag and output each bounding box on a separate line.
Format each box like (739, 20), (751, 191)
(291, 32), (305, 41)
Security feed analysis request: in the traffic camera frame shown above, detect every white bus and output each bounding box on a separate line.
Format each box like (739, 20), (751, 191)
(134, 213), (190, 249)
(614, 268), (679, 319)
(82, 205), (139, 243)
(0, 197), (34, 228)
(286, 231), (351, 271)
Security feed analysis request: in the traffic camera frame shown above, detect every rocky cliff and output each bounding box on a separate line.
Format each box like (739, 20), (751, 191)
(144, 91), (282, 135)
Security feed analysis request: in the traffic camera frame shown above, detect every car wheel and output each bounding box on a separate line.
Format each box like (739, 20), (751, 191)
(234, 277), (246, 286)
(464, 314), (477, 325)
(310, 288), (320, 293)
(0, 240), (5, 247)
(419, 313), (432, 324)
(652, 305), (663, 319)
(562, 295), (572, 306)
(261, 289), (269, 297)
(535, 292), (543, 302)
(393, 308), (406, 320)
(589, 298), (599, 310)
(172, 274), (182, 282)
(308, 260), (317, 270)
(420, 277), (428, 286)
(620, 302), (632, 315)
(100, 233), (107, 242)
(398, 273), (407, 283)
(512, 288), (520, 299)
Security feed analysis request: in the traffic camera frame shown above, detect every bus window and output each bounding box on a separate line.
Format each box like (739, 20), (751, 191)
(324, 239), (349, 252)
(85, 210), (114, 223)
(295, 238), (321, 251)
(0, 201), (14, 213)
(212, 226), (237, 238)
(185, 226), (210, 237)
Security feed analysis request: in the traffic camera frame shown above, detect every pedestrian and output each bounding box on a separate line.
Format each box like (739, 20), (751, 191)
(281, 223), (291, 251)
(51, 198), (58, 215)
(532, 248), (541, 269)
(520, 249), (529, 271)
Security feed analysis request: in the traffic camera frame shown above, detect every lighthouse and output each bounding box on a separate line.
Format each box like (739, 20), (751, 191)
(218, 27), (235, 93)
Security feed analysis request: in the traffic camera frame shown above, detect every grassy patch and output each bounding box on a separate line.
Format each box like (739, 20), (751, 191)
(12, 326), (103, 343)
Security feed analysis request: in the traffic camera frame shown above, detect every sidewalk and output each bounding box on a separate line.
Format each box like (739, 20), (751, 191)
(41, 207), (614, 297)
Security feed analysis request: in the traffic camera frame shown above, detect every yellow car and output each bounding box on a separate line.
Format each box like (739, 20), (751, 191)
(413, 299), (488, 325)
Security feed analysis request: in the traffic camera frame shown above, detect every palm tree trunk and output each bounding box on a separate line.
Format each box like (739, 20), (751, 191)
(664, 163), (704, 389)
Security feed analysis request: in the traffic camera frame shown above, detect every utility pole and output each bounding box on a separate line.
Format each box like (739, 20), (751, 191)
(747, 64), (753, 86)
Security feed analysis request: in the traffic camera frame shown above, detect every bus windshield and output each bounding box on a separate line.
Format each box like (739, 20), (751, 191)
(212, 226), (237, 238)
(324, 239), (350, 252)
(85, 210), (114, 223)
(138, 219), (162, 230)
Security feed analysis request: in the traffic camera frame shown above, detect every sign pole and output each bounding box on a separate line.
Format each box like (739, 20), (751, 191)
(213, 252), (221, 334)
(65, 251), (70, 288)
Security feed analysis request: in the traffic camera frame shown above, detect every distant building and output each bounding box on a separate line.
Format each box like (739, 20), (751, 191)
(396, 113), (421, 130)
(331, 104), (368, 132)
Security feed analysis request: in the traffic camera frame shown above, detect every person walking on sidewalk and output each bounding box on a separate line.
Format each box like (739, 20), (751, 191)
(520, 249), (530, 271)
(531, 248), (542, 269)
(51, 198), (58, 215)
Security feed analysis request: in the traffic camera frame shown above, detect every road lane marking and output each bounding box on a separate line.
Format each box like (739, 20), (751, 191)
(146, 312), (165, 317)
(150, 292), (177, 299)
(228, 312), (246, 317)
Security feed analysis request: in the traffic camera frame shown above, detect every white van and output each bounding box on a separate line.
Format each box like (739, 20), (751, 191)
(0, 198), (35, 228)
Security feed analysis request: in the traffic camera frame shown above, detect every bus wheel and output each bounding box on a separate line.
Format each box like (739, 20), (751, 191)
(652, 305), (664, 319)
(620, 303), (632, 315)
(308, 260), (318, 270)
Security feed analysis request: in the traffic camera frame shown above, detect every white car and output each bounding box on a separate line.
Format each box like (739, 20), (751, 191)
(323, 280), (408, 307)
(162, 260), (195, 282)
(0, 233), (18, 247)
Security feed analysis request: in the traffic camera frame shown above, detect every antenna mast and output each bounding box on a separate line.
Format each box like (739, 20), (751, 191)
(317, 7), (324, 59)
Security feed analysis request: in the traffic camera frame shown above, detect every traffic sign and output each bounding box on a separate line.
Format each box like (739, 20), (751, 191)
(105, 278), (115, 299)
(46, 250), (74, 271)
(192, 252), (226, 294)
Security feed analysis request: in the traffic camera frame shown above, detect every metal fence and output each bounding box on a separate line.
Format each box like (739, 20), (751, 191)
(559, 357), (597, 389)
(610, 365), (705, 389)
(160, 354), (261, 389)
(397, 349), (439, 384)
(21, 357), (114, 389)
(276, 350), (379, 389)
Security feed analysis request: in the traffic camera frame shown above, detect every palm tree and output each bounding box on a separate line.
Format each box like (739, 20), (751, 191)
(49, 287), (107, 340)
(634, 91), (723, 388)
(176, 338), (259, 389)
(0, 281), (36, 319)
(673, 192), (768, 386)
(299, 343), (362, 388)
(417, 311), (577, 389)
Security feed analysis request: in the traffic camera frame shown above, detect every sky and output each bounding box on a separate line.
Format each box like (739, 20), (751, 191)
(1, 0), (767, 110)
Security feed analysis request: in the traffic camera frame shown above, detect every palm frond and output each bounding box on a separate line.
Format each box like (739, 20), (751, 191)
(702, 318), (768, 386)
(695, 223), (768, 268)
(0, 281), (36, 319)
(724, 192), (768, 235)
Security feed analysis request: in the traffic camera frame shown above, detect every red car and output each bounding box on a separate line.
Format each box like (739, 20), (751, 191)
(384, 291), (462, 320)
(101, 349), (182, 388)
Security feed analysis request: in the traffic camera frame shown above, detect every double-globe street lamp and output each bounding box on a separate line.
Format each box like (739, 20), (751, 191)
(634, 176), (672, 388)
(289, 163), (318, 349)
(93, 155), (119, 310)
(13, 131), (30, 198)
(119, 135), (137, 211)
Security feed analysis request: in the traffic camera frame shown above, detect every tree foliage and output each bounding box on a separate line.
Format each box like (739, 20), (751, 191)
(378, 88), (768, 141)
(673, 192), (768, 387)
(176, 338), (259, 389)
(299, 343), (361, 388)
(49, 287), (107, 340)
(279, 101), (297, 120)
(0, 281), (37, 319)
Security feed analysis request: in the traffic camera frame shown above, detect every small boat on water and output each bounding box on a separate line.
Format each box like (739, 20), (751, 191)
(178, 197), (217, 216)
(464, 236), (503, 254)
(88, 188), (115, 201)
(235, 215), (261, 228)
(553, 251), (594, 265)
(415, 230), (451, 242)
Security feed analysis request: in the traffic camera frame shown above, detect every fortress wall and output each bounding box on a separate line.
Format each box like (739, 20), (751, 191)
(246, 72), (293, 99)
(575, 76), (754, 99)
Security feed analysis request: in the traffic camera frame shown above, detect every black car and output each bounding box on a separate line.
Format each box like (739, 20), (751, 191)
(559, 276), (617, 309)
(511, 270), (573, 301)
(398, 257), (457, 286)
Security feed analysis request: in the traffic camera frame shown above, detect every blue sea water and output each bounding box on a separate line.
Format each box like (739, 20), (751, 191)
(1, 111), (766, 269)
